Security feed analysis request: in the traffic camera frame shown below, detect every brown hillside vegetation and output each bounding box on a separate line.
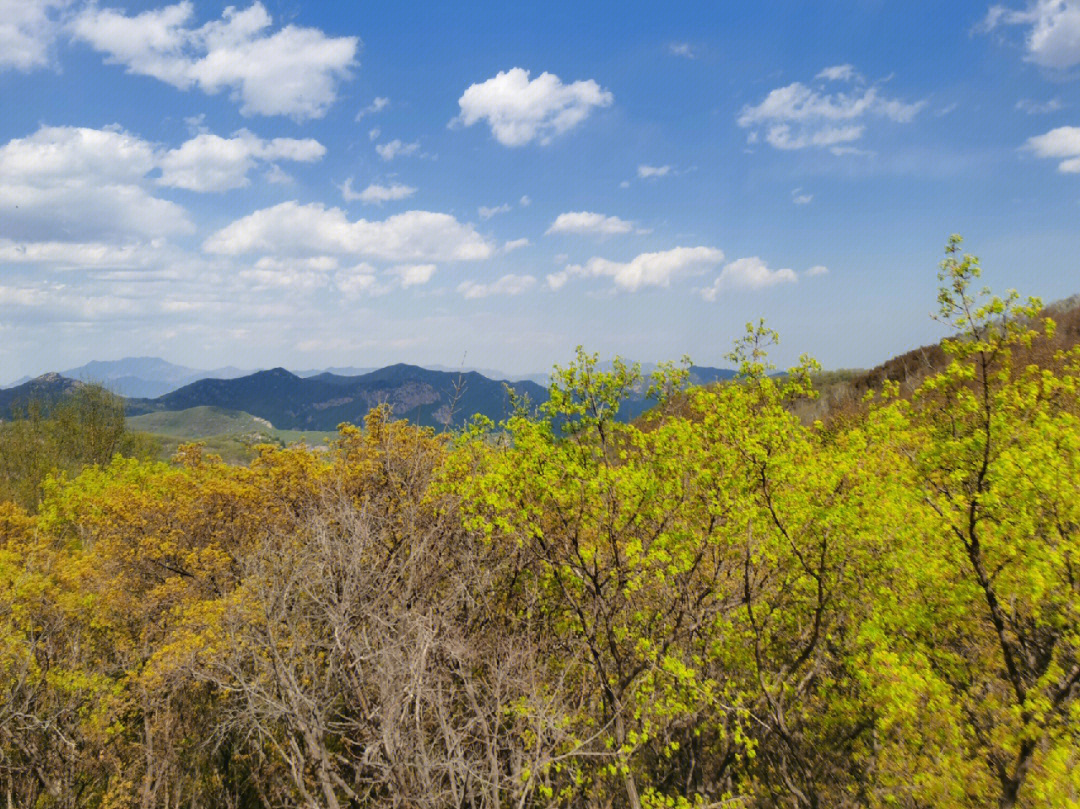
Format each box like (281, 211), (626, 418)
(790, 292), (1080, 424)
(0, 240), (1078, 809)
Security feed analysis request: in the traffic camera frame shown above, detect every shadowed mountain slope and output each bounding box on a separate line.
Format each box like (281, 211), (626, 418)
(125, 364), (549, 431)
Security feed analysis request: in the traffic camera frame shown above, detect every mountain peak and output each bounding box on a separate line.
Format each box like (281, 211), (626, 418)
(257, 367), (300, 380)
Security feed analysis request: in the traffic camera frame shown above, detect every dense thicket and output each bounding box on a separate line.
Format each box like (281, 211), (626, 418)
(1, 240), (1078, 808)
(0, 384), (155, 510)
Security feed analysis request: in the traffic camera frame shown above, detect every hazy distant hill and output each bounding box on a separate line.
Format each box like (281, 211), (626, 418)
(125, 364), (550, 431)
(293, 366), (377, 379)
(687, 366), (738, 385)
(54, 357), (253, 398)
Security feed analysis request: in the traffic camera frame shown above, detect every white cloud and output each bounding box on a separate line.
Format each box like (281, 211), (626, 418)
(546, 270), (569, 291)
(764, 123), (865, 150)
(738, 68), (924, 152)
(1016, 96), (1065, 113)
(158, 130), (325, 192)
(669, 42), (695, 58)
(240, 256), (335, 291)
(792, 188), (814, 205)
(368, 127), (381, 141)
(254, 255), (338, 272)
(457, 274), (536, 298)
(546, 211), (635, 236)
(0, 124), (325, 245)
(981, 1), (1080, 69)
(390, 263), (437, 287)
(566, 246), (724, 292)
(455, 67), (613, 146)
(340, 179), (416, 204)
(816, 64), (857, 81)
(0, 0), (68, 71)
(356, 96), (389, 120)
(805, 264), (829, 276)
(479, 203), (512, 219)
(203, 201), (495, 262)
(0, 125), (192, 241)
(264, 164), (293, 184)
(375, 139), (420, 160)
(828, 145), (873, 157)
(700, 257), (798, 301)
(0, 238), (166, 270)
(335, 264), (384, 298)
(502, 237), (530, 253)
(638, 164), (672, 178)
(0, 284), (50, 308)
(70, 2), (358, 119)
(1025, 125), (1080, 170)
(519, 195), (531, 207)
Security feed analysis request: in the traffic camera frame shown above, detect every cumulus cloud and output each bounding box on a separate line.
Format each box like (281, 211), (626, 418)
(479, 203), (512, 219)
(546, 211), (635, 236)
(791, 188), (814, 205)
(375, 139), (420, 160)
(669, 42), (695, 58)
(340, 179), (416, 204)
(203, 201), (495, 262)
(1025, 125), (1080, 171)
(0, 0), (69, 71)
(700, 257), (798, 301)
(638, 164), (672, 178)
(805, 264), (829, 277)
(390, 263), (437, 288)
(335, 264), (384, 298)
(545, 270), (570, 291)
(457, 274), (537, 298)
(981, 1), (1080, 69)
(0, 124), (329, 244)
(563, 246), (724, 292)
(455, 67), (613, 146)
(0, 125), (192, 241)
(158, 130), (325, 192)
(738, 67), (924, 152)
(239, 256), (337, 291)
(70, 2), (358, 119)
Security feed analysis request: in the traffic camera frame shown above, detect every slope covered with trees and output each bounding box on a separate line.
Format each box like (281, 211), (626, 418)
(125, 365), (549, 431)
(0, 239), (1078, 808)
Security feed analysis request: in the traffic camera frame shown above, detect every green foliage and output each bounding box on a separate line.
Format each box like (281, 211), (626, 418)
(128, 405), (336, 463)
(0, 238), (1077, 808)
(0, 384), (155, 510)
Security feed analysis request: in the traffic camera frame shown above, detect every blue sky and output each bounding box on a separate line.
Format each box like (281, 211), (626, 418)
(1, 0), (1079, 379)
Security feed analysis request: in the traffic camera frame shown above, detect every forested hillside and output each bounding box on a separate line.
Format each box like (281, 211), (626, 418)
(1, 241), (1078, 808)
(125, 364), (549, 430)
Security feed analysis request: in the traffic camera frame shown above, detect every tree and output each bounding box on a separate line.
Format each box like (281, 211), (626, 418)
(866, 237), (1080, 808)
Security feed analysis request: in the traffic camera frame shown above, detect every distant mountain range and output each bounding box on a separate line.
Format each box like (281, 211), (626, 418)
(1, 361), (737, 431)
(4, 358), (252, 398)
(124, 365), (548, 431)
(3, 357), (553, 398)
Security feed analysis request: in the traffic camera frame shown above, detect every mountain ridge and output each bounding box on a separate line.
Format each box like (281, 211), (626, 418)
(2, 361), (743, 430)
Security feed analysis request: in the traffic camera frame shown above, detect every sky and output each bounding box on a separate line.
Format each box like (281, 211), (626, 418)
(1, 0), (1079, 380)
